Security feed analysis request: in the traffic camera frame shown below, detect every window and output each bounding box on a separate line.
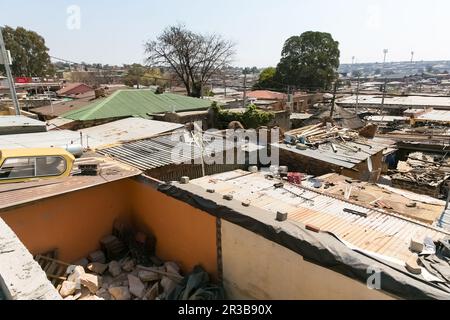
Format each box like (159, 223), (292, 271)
(0, 157), (35, 179)
(0, 156), (66, 180)
(35, 156), (66, 177)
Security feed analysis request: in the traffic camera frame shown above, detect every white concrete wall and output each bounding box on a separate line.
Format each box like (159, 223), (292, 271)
(0, 218), (61, 300)
(221, 220), (395, 300)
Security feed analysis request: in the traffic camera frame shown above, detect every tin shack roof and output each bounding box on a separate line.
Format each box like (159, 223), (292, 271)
(181, 170), (450, 298)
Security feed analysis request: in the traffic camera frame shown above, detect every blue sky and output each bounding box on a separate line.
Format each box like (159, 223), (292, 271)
(1, 0), (450, 67)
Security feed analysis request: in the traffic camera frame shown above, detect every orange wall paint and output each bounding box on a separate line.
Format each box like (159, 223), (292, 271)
(0, 180), (130, 263)
(128, 179), (217, 278)
(0, 178), (218, 278)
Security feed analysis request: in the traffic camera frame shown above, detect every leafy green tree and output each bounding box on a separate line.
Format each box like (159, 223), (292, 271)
(123, 64), (146, 88)
(0, 26), (54, 77)
(253, 67), (279, 90)
(215, 104), (274, 129)
(275, 31), (340, 90)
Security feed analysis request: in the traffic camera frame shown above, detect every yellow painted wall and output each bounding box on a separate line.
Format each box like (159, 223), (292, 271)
(127, 179), (218, 278)
(221, 220), (396, 300)
(0, 180), (130, 262)
(0, 178), (218, 279)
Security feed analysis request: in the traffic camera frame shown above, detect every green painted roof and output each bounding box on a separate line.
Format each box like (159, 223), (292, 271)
(62, 89), (213, 121)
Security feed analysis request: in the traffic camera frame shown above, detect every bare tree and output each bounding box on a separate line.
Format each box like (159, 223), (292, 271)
(145, 24), (235, 97)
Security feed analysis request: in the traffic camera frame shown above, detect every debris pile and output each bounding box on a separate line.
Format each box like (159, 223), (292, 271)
(283, 123), (377, 154)
(391, 152), (450, 198)
(406, 236), (450, 290)
(57, 221), (223, 300)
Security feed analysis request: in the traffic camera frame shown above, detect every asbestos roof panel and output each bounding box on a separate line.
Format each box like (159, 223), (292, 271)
(0, 130), (81, 149)
(79, 118), (184, 149)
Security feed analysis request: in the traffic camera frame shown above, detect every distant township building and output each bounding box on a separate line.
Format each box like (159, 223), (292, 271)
(247, 90), (324, 112)
(337, 95), (450, 111)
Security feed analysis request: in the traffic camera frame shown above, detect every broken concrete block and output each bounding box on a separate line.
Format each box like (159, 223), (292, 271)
(180, 176), (190, 184)
(410, 238), (424, 253)
(80, 273), (101, 294)
(406, 255), (422, 275)
(144, 283), (159, 300)
(87, 262), (108, 275)
(122, 259), (135, 272)
(109, 286), (131, 300)
(128, 274), (146, 299)
(164, 261), (181, 275)
(67, 265), (85, 284)
(138, 270), (161, 282)
(223, 194), (233, 201)
(276, 211), (288, 222)
(160, 276), (177, 296)
(88, 250), (106, 264)
(96, 288), (112, 300)
(59, 281), (77, 298)
(406, 202), (417, 208)
(242, 200), (251, 207)
(108, 261), (122, 277)
(100, 235), (126, 260)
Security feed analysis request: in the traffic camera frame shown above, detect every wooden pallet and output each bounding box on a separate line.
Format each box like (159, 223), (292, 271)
(35, 254), (70, 291)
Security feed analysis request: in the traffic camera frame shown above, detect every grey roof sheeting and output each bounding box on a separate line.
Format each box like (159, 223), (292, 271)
(79, 118), (184, 149)
(97, 131), (261, 171)
(437, 208), (450, 231)
(0, 130), (81, 149)
(273, 137), (393, 169)
(0, 116), (47, 135)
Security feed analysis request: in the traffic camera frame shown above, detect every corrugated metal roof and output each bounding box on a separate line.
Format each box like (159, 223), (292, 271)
(0, 157), (141, 210)
(338, 95), (450, 109)
(62, 90), (213, 121)
(273, 137), (392, 169)
(79, 118), (184, 149)
(417, 110), (450, 122)
(0, 130), (81, 149)
(97, 131), (250, 171)
(0, 116), (47, 135)
(437, 208), (450, 231)
(191, 170), (450, 266)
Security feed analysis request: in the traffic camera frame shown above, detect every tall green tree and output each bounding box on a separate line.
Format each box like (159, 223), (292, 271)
(253, 67), (279, 90)
(275, 31), (340, 90)
(0, 26), (54, 77)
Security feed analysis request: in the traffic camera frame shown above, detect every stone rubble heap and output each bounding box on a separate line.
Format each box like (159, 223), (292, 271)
(59, 256), (183, 300)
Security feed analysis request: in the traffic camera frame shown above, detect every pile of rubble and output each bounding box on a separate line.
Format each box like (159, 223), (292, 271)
(56, 220), (223, 300)
(59, 246), (183, 300)
(393, 152), (450, 187)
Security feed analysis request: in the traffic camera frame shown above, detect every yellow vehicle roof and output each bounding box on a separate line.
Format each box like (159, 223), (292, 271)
(0, 148), (75, 161)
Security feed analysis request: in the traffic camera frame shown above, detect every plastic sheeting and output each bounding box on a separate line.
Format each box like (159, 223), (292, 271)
(159, 182), (450, 300)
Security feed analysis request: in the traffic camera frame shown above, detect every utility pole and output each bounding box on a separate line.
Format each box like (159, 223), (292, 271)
(223, 77), (227, 98)
(330, 80), (338, 119)
(0, 27), (20, 115)
(383, 49), (389, 74)
(380, 77), (388, 115)
(242, 72), (247, 108)
(355, 76), (361, 113)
